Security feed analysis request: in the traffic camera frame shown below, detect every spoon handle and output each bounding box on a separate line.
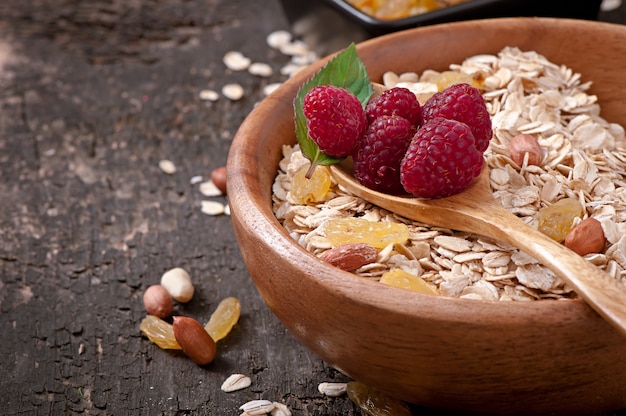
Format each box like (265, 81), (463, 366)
(484, 209), (626, 336)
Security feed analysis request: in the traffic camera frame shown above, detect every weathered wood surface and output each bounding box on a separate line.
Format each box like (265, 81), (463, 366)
(0, 1), (625, 415)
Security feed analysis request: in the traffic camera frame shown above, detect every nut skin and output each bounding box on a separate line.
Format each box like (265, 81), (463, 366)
(211, 166), (227, 194)
(160, 267), (194, 303)
(509, 133), (543, 166)
(172, 316), (217, 365)
(564, 217), (606, 256)
(319, 243), (378, 272)
(143, 285), (174, 318)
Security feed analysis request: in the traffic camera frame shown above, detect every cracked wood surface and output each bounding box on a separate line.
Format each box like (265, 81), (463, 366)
(1, 1), (625, 415)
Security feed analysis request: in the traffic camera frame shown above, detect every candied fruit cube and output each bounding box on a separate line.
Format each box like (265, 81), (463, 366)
(536, 197), (584, 242)
(290, 165), (332, 204)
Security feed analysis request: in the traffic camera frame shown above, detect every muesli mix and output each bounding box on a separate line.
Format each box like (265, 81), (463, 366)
(273, 46), (626, 301)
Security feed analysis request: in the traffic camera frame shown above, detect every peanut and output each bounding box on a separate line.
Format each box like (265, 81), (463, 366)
(319, 243), (378, 272)
(509, 133), (543, 166)
(143, 285), (174, 318)
(172, 316), (217, 365)
(210, 166), (227, 194)
(564, 217), (606, 256)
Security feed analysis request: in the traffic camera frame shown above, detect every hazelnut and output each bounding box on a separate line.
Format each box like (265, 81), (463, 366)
(210, 166), (227, 194)
(143, 285), (174, 318)
(564, 217), (606, 256)
(160, 267), (195, 303)
(172, 316), (217, 365)
(509, 133), (543, 166)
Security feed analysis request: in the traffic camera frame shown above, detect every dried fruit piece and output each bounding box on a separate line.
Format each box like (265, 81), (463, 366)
(400, 117), (483, 199)
(564, 217), (606, 256)
(290, 165), (332, 204)
(536, 198), (584, 242)
(365, 87), (422, 126)
(347, 381), (412, 416)
(509, 133), (543, 166)
(352, 115), (415, 195)
(380, 269), (438, 294)
(303, 85), (367, 158)
(422, 83), (492, 152)
(204, 297), (241, 342)
(430, 70), (483, 91)
(173, 316), (217, 365)
(319, 243), (378, 271)
(139, 315), (181, 350)
(143, 285), (174, 318)
(324, 218), (409, 249)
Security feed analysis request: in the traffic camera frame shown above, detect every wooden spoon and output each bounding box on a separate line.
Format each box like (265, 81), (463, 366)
(330, 146), (626, 338)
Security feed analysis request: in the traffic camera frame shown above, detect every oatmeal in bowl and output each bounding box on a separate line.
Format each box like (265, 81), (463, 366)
(228, 18), (626, 415)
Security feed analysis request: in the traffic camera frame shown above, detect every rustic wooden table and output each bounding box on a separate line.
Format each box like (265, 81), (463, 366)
(1, 1), (625, 415)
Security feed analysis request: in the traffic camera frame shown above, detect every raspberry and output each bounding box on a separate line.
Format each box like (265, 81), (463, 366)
(365, 87), (423, 127)
(303, 85), (367, 158)
(422, 83), (492, 152)
(353, 115), (415, 195)
(400, 117), (483, 199)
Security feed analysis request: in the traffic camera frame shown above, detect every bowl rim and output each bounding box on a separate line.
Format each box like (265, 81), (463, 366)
(228, 16), (626, 327)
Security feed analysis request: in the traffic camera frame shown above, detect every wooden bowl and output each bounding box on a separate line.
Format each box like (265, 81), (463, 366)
(227, 18), (626, 415)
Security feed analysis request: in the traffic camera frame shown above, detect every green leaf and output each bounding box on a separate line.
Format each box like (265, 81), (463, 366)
(293, 43), (373, 174)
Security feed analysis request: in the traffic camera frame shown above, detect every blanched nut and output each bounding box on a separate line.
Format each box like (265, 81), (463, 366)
(509, 133), (543, 166)
(143, 285), (174, 318)
(160, 267), (194, 303)
(564, 217), (606, 256)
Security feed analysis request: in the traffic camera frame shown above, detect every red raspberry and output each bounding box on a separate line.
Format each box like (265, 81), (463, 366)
(365, 87), (423, 127)
(303, 85), (367, 158)
(422, 83), (492, 152)
(353, 115), (415, 195)
(400, 117), (483, 199)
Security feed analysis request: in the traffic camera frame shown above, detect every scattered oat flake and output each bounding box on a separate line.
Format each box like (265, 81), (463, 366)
(263, 83), (282, 96)
(266, 30), (292, 49)
(199, 180), (223, 197)
(158, 159), (176, 174)
(189, 175), (203, 184)
(249, 62), (273, 77)
(223, 51), (251, 71)
(239, 399), (275, 414)
(222, 83), (245, 101)
(318, 382), (348, 397)
(199, 89), (219, 101)
(223, 203), (231, 216)
(201, 200), (225, 216)
(221, 374), (251, 392)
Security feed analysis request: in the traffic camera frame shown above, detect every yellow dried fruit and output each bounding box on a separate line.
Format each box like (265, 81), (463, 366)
(204, 297), (241, 342)
(139, 315), (182, 350)
(431, 70), (483, 91)
(324, 217), (409, 249)
(380, 268), (438, 295)
(290, 165), (332, 204)
(347, 381), (412, 416)
(536, 198), (584, 242)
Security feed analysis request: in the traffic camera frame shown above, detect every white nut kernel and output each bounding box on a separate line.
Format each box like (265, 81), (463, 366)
(160, 267), (194, 303)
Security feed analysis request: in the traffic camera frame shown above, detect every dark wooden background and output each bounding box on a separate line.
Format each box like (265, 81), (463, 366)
(1, 1), (625, 415)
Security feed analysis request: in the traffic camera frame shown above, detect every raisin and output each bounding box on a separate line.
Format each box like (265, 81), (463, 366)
(290, 165), (332, 204)
(380, 268), (438, 294)
(139, 315), (181, 350)
(536, 198), (584, 242)
(347, 381), (413, 416)
(204, 297), (241, 342)
(324, 218), (409, 249)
